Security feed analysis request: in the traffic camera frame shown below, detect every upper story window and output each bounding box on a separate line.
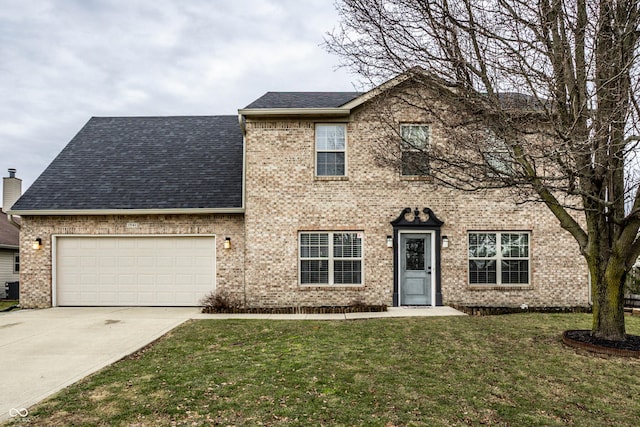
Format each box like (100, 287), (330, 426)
(484, 131), (512, 176)
(401, 124), (430, 176)
(316, 124), (346, 176)
(468, 232), (530, 286)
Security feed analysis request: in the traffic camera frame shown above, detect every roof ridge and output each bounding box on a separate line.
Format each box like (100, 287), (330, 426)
(89, 114), (238, 119)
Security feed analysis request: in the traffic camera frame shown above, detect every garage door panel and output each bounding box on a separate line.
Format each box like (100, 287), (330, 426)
(118, 257), (135, 268)
(117, 239), (137, 249)
(156, 274), (172, 285)
(157, 256), (174, 266)
(138, 275), (155, 285)
(137, 256), (156, 267)
(80, 239), (98, 249)
(56, 236), (216, 306)
(99, 257), (116, 267)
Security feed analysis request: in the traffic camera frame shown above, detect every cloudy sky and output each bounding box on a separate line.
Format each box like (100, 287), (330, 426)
(0, 0), (359, 194)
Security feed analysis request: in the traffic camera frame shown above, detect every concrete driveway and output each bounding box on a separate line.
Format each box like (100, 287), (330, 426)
(0, 307), (198, 422)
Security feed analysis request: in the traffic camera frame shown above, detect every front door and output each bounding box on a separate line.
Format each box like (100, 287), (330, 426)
(400, 233), (432, 305)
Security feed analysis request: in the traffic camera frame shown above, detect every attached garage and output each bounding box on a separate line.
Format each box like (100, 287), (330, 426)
(54, 235), (216, 306)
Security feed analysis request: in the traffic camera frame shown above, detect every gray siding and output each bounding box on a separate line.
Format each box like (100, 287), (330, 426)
(0, 249), (19, 298)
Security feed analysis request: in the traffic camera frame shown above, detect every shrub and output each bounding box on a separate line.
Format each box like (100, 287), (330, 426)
(200, 290), (243, 313)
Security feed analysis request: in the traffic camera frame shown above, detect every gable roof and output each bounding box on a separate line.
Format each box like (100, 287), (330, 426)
(10, 116), (244, 214)
(238, 71), (415, 119)
(0, 211), (19, 249)
(244, 92), (362, 109)
(239, 69), (544, 120)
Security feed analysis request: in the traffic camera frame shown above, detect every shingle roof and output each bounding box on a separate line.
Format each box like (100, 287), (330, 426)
(0, 211), (19, 247)
(11, 116), (243, 211)
(244, 92), (362, 109)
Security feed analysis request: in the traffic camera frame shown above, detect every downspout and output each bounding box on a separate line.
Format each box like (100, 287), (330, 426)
(7, 213), (20, 230)
(238, 113), (246, 136)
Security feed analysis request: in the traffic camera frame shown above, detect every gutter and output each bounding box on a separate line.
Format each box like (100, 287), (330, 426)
(6, 207), (245, 216)
(237, 107), (352, 117)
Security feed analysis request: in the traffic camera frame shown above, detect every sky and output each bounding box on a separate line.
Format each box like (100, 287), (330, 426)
(0, 0), (358, 195)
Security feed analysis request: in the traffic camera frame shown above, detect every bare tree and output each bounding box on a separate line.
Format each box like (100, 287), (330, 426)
(326, 0), (640, 341)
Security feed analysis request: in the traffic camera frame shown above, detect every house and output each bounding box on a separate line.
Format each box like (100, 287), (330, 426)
(1, 170), (21, 298)
(9, 72), (590, 309)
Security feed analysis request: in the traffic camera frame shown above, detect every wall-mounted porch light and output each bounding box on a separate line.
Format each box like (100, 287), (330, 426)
(386, 235), (393, 248)
(224, 237), (232, 249)
(33, 238), (43, 250)
(441, 235), (449, 248)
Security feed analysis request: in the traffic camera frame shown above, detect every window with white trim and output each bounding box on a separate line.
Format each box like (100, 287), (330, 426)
(13, 253), (19, 273)
(401, 124), (430, 176)
(468, 232), (529, 285)
(300, 232), (363, 285)
(316, 124), (346, 176)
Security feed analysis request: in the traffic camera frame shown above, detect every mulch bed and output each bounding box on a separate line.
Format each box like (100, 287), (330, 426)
(449, 304), (591, 316)
(202, 305), (388, 314)
(563, 330), (640, 357)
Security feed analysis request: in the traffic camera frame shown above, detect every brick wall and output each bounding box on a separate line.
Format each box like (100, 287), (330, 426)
(19, 214), (244, 308)
(242, 98), (589, 308)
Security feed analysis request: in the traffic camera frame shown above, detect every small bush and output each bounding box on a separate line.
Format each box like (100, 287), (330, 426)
(200, 290), (243, 313)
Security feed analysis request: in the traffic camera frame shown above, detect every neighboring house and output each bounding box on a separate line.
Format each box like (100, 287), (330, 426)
(0, 212), (19, 298)
(9, 72), (590, 309)
(1, 170), (21, 298)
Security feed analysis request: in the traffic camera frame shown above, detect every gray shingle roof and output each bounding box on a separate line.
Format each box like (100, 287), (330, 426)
(12, 116), (243, 211)
(244, 92), (362, 109)
(0, 211), (19, 247)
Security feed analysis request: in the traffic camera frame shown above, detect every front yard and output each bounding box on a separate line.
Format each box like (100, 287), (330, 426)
(6, 313), (640, 426)
(0, 301), (17, 311)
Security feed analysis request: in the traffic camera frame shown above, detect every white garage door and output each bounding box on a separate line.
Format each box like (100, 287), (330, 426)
(55, 236), (216, 306)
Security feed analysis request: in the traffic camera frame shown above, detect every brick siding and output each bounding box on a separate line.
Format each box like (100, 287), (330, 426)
(241, 98), (589, 308)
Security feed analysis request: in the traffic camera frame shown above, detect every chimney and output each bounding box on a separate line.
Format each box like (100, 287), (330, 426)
(3, 168), (22, 212)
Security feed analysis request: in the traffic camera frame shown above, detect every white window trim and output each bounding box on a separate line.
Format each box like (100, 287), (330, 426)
(315, 123), (347, 177)
(468, 231), (531, 286)
(13, 252), (19, 274)
(400, 123), (430, 176)
(298, 231), (364, 286)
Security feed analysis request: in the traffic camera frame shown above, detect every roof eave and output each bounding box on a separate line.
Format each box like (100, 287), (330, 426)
(238, 107), (352, 117)
(7, 207), (245, 216)
(0, 244), (18, 250)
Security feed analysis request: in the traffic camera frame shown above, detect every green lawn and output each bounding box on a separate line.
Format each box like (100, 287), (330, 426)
(7, 314), (640, 426)
(0, 300), (18, 311)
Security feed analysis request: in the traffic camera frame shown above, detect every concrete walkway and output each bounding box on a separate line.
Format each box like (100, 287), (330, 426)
(0, 306), (464, 422)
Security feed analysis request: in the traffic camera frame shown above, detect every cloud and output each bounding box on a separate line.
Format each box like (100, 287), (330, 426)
(0, 0), (356, 191)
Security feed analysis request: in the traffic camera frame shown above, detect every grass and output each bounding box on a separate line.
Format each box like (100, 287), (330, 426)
(0, 300), (18, 311)
(6, 313), (640, 426)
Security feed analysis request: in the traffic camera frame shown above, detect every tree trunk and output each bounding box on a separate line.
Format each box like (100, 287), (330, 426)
(590, 256), (627, 341)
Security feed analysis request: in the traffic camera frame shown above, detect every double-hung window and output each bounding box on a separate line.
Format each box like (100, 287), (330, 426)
(300, 232), (363, 285)
(401, 124), (430, 176)
(484, 131), (512, 176)
(13, 253), (19, 273)
(468, 232), (530, 285)
(316, 124), (346, 176)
